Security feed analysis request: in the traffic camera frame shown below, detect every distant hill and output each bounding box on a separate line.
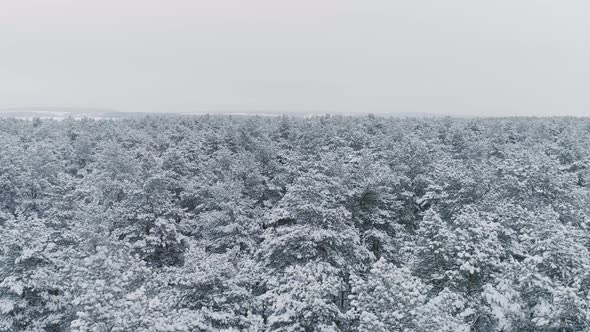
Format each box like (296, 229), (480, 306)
(0, 107), (454, 120)
(0, 107), (163, 120)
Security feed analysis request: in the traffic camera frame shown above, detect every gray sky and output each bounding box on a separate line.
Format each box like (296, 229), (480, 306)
(1, 0), (590, 116)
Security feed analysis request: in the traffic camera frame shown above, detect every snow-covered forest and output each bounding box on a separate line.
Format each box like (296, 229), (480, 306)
(1, 114), (590, 332)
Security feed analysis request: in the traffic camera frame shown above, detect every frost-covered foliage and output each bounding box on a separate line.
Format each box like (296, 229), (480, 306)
(1, 115), (590, 331)
(350, 258), (470, 332)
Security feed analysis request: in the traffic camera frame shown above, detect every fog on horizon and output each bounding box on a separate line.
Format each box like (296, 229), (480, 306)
(1, 0), (590, 117)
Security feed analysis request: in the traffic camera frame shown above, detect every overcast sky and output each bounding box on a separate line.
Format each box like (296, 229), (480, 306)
(1, 0), (590, 116)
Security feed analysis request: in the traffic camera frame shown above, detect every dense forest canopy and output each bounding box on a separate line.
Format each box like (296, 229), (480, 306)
(1, 114), (590, 331)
